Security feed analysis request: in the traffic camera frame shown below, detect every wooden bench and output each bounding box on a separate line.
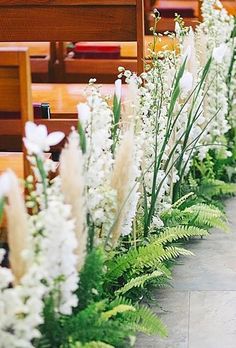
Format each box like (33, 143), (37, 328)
(32, 83), (124, 118)
(0, 47), (34, 178)
(145, 0), (202, 32)
(0, 1), (145, 78)
(0, 42), (57, 82)
(0, 48), (81, 177)
(55, 34), (178, 83)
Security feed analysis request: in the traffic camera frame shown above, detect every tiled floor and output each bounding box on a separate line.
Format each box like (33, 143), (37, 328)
(135, 198), (236, 348)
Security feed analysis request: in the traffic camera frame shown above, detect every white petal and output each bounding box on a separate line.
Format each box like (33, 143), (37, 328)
(115, 79), (122, 102)
(77, 103), (90, 125)
(46, 131), (65, 146)
(212, 43), (228, 64)
(25, 121), (38, 141)
(37, 124), (48, 139)
(23, 138), (41, 155)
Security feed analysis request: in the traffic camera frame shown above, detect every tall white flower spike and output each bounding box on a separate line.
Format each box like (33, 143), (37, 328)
(23, 121), (65, 155)
(212, 43), (229, 64)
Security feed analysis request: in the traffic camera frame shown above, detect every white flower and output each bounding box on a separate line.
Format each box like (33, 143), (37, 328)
(114, 79), (122, 103)
(212, 43), (228, 64)
(77, 103), (90, 127)
(179, 71), (193, 95)
(23, 121), (65, 155)
(175, 21), (181, 36)
(0, 171), (12, 198)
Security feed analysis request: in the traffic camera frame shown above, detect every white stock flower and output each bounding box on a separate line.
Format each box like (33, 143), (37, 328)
(23, 121), (65, 155)
(212, 43), (228, 63)
(34, 182), (79, 315)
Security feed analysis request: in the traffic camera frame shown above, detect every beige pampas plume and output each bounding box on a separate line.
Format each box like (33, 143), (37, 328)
(111, 129), (135, 247)
(60, 131), (87, 272)
(195, 27), (208, 68)
(182, 27), (199, 84)
(5, 170), (29, 285)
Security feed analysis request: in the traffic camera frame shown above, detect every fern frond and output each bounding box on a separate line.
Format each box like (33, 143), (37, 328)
(115, 270), (163, 295)
(199, 179), (236, 198)
(101, 305), (136, 320)
(172, 192), (195, 208)
(109, 297), (167, 338)
(107, 240), (192, 282)
(183, 203), (229, 231)
(155, 225), (208, 245)
(130, 306), (168, 337)
(159, 246), (194, 260)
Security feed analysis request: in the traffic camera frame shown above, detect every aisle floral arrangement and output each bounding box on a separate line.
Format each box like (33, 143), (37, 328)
(0, 0), (236, 347)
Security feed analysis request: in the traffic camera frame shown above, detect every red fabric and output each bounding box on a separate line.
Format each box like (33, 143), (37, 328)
(74, 42), (121, 53)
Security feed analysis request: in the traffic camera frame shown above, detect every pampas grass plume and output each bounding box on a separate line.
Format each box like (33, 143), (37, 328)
(60, 131), (87, 272)
(111, 129), (135, 246)
(5, 170), (29, 285)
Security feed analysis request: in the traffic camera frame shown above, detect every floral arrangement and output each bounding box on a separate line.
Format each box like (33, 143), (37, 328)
(0, 0), (236, 347)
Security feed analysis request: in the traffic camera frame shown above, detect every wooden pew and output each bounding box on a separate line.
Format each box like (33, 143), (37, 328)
(32, 83), (123, 118)
(0, 48), (79, 178)
(0, 47), (33, 178)
(0, 1), (145, 78)
(0, 42), (57, 82)
(145, 0), (202, 32)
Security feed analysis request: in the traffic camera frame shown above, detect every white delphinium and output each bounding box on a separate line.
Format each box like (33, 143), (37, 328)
(175, 26), (206, 169)
(78, 85), (117, 239)
(0, 257), (45, 348)
(227, 25), (236, 128)
(140, 54), (176, 210)
(23, 122), (79, 315)
(196, 0), (234, 157)
(29, 179), (79, 315)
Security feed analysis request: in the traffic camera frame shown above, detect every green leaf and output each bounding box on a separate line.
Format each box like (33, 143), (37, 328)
(78, 121), (87, 154)
(0, 197), (5, 225)
(115, 270), (164, 295)
(101, 304), (136, 320)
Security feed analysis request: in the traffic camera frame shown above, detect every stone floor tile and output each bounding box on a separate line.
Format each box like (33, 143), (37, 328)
(171, 228), (236, 291)
(189, 290), (236, 348)
(135, 290), (189, 348)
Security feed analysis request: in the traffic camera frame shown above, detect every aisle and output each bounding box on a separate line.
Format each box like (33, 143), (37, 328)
(136, 198), (236, 348)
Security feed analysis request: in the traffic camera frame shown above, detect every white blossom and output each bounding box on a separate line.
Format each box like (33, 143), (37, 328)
(23, 121), (65, 156)
(212, 43), (229, 63)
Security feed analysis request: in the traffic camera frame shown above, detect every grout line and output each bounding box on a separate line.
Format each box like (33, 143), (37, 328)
(187, 291), (191, 348)
(171, 289), (236, 292)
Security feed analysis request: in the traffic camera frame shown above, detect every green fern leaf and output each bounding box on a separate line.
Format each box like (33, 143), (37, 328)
(101, 305), (136, 320)
(130, 306), (168, 337)
(155, 225), (208, 244)
(115, 270), (164, 295)
(183, 203), (229, 231)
